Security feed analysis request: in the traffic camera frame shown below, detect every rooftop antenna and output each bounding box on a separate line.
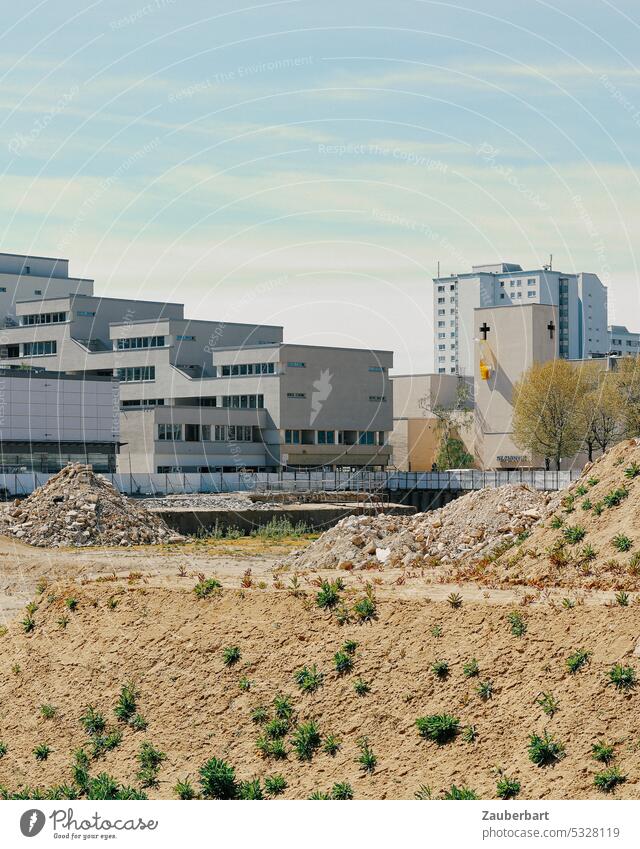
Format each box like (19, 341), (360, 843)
(549, 253), (553, 270)
(437, 260), (440, 278)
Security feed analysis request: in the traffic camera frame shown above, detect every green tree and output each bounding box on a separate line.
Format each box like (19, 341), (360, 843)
(612, 356), (640, 437)
(580, 365), (624, 460)
(428, 381), (475, 470)
(435, 437), (474, 470)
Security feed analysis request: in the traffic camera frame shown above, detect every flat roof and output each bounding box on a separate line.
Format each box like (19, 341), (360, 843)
(0, 367), (116, 382)
(0, 251), (69, 262)
(212, 342), (393, 355)
(16, 293), (183, 307)
(109, 317), (283, 329)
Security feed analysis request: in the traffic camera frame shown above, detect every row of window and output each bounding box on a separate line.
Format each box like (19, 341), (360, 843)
(23, 340), (57, 356)
(158, 424), (255, 442)
(499, 291), (537, 300)
(121, 399), (165, 408)
(21, 311), (67, 325)
(221, 362), (276, 376)
(285, 430), (385, 446)
(499, 278), (537, 287)
(116, 366), (156, 382)
(115, 335), (165, 350)
(611, 339), (640, 347)
(221, 394), (265, 409)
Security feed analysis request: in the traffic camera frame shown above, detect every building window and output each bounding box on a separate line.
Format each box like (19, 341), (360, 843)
(438, 344), (446, 350)
(438, 333), (446, 339)
(437, 285), (444, 292)
(158, 423), (182, 441)
(285, 429), (300, 444)
(287, 392), (306, 399)
(21, 311), (67, 325)
(437, 297), (445, 304)
(369, 395), (386, 402)
(221, 394), (264, 409)
(499, 281), (505, 287)
(221, 362), (275, 376)
(121, 398), (164, 408)
(368, 366), (385, 372)
(438, 367), (445, 373)
(450, 284), (455, 291)
(528, 291), (536, 298)
(437, 309), (445, 316)
(116, 366), (156, 382)
(24, 266), (30, 274)
(438, 355), (445, 362)
(500, 293), (505, 299)
(437, 321), (445, 327)
(34, 289), (41, 295)
(317, 430), (335, 444)
(116, 336), (165, 350)
(0, 287), (6, 293)
(185, 424), (200, 442)
(23, 340), (56, 356)
(227, 425), (252, 441)
(76, 310), (95, 317)
(177, 335), (196, 341)
(287, 361), (305, 368)
(516, 292), (522, 298)
(358, 431), (375, 445)
(528, 278), (535, 285)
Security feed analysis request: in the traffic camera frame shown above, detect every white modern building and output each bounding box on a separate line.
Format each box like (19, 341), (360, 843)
(609, 325), (640, 356)
(0, 288), (393, 474)
(433, 262), (608, 376)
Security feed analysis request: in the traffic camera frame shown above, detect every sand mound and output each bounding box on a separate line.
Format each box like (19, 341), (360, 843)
(461, 439), (640, 590)
(2, 464), (181, 548)
(1, 581), (639, 799)
(286, 484), (549, 572)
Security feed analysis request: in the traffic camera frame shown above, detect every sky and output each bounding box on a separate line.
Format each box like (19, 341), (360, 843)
(1, 0), (639, 372)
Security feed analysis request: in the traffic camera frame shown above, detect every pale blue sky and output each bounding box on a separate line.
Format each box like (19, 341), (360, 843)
(1, 0), (639, 371)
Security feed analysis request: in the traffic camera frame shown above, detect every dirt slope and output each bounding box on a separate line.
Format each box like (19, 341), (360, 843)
(1, 581), (639, 799)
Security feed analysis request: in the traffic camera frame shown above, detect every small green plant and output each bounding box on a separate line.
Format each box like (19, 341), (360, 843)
(357, 737), (377, 773)
(536, 691), (559, 717)
(575, 484), (588, 496)
(316, 579), (344, 609)
(528, 731), (565, 766)
(581, 499), (592, 511)
(57, 615), (69, 629)
(342, 640), (358, 654)
(430, 623), (443, 638)
(353, 590), (377, 622)
(588, 476), (599, 487)
(114, 683), (138, 723)
(613, 534), (633, 553)
(447, 592), (463, 609)
(33, 743), (51, 761)
(496, 775), (521, 799)
(331, 781), (354, 800)
(561, 494), (575, 512)
(508, 611), (527, 637)
(591, 742), (615, 764)
(594, 766), (626, 793)
(251, 706), (269, 724)
(624, 462), (640, 479)
(22, 615), (35, 633)
(593, 502), (605, 516)
(107, 597), (118, 610)
(414, 784), (433, 799)
(562, 598), (576, 609)
(563, 525), (586, 544)
(264, 774), (287, 796)
(550, 515), (564, 529)
(40, 704), (57, 720)
(309, 790), (331, 800)
(174, 778), (196, 800)
(566, 649), (590, 674)
(193, 578), (222, 599)
(25, 601), (38, 616)
(603, 487), (628, 508)
(137, 742), (166, 779)
(292, 720), (321, 761)
(265, 718), (290, 740)
(273, 694), (294, 721)
(80, 706), (106, 736)
(416, 713), (459, 745)
(431, 659), (450, 680)
(238, 677), (251, 692)
(90, 729), (123, 759)
(354, 678), (370, 696)
(65, 597), (79, 611)
(607, 664), (636, 690)
(334, 650), (354, 675)
(463, 658), (479, 678)
(0, 742), (7, 758)
(442, 785), (478, 800)
(256, 736), (288, 760)
(323, 734), (341, 756)
(580, 544), (598, 561)
(130, 713), (148, 731)
(462, 724), (478, 743)
(222, 646), (241, 667)
(615, 590), (630, 607)
(238, 778), (263, 800)
(477, 680), (494, 701)
(628, 552), (640, 574)
(199, 757), (238, 800)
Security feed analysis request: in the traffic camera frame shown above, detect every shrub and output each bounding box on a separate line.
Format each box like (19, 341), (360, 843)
(624, 462), (640, 479)
(416, 713), (459, 745)
(594, 767), (626, 793)
(273, 694), (294, 721)
(354, 678), (370, 696)
(40, 704), (57, 720)
(528, 732), (565, 766)
(199, 757), (238, 799)
(357, 737), (377, 773)
(477, 680), (493, 701)
(256, 736), (288, 760)
(342, 640), (358, 654)
(65, 598), (79, 611)
(33, 744), (51, 761)
(563, 525), (586, 544)
(265, 718), (289, 739)
(575, 484), (588, 496)
(90, 728), (123, 759)
(292, 721), (321, 761)
(591, 742), (614, 764)
(581, 499), (592, 511)
(222, 646), (241, 667)
(603, 487), (628, 508)
(316, 579), (344, 609)
(508, 611), (527, 637)
(22, 615), (35, 633)
(536, 692), (559, 717)
(588, 476), (599, 487)
(114, 683), (138, 723)
(331, 781), (354, 800)
(251, 706), (269, 724)
(447, 592), (462, 608)
(593, 502), (605, 516)
(80, 706), (106, 736)
(550, 515), (564, 529)
(238, 779), (263, 800)
(353, 593), (377, 623)
(613, 534), (633, 553)
(294, 665), (324, 693)
(72, 749), (90, 790)
(323, 734), (341, 756)
(442, 785), (478, 800)
(136, 742), (166, 788)
(608, 664), (636, 690)
(615, 590), (630, 607)
(174, 778), (196, 800)
(431, 659), (449, 680)
(566, 649), (590, 674)
(334, 650), (353, 675)
(194, 578), (222, 599)
(496, 776), (521, 799)
(463, 658), (479, 678)
(264, 774), (287, 797)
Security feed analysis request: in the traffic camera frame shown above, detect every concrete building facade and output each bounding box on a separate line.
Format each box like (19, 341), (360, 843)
(433, 262), (608, 376)
(609, 325), (640, 356)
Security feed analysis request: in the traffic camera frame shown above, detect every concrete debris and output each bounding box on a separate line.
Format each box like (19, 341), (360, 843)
(286, 484), (550, 570)
(2, 464), (182, 548)
(139, 493), (282, 511)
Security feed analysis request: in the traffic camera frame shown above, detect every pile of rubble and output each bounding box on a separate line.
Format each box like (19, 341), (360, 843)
(286, 484), (550, 571)
(2, 464), (182, 547)
(139, 493), (282, 510)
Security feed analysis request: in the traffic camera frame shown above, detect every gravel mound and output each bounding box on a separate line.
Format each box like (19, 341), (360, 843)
(3, 464), (182, 548)
(286, 484), (550, 571)
(140, 493), (282, 510)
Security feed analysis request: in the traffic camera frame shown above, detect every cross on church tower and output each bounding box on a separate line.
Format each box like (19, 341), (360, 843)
(479, 322), (491, 340)
(548, 320), (556, 340)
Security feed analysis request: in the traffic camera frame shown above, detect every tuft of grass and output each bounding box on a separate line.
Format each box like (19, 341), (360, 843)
(250, 517), (310, 539)
(331, 781), (354, 800)
(21, 615), (35, 633)
(90, 729), (123, 760)
(462, 724), (478, 743)
(222, 646), (241, 667)
(39, 704), (57, 720)
(291, 720), (321, 761)
(65, 597), (79, 611)
(603, 487), (628, 508)
(476, 680), (494, 701)
(615, 590), (630, 607)
(309, 790), (331, 800)
(588, 476), (599, 487)
(33, 743), (51, 761)
(507, 611), (527, 637)
(356, 737), (377, 773)
(431, 659), (450, 680)
(594, 766), (626, 793)
(562, 598), (575, 609)
(0, 742), (7, 758)
(496, 776), (521, 799)
(114, 683), (138, 723)
(129, 713), (148, 732)
(193, 578), (222, 599)
(536, 692), (559, 717)
(550, 515), (564, 529)
(430, 623), (443, 638)
(528, 732), (565, 767)
(342, 640), (358, 654)
(593, 502), (605, 516)
(575, 484), (588, 496)
(80, 706), (106, 736)
(612, 534), (633, 553)
(174, 778), (196, 800)
(273, 694), (294, 721)
(463, 658), (479, 678)
(264, 774), (287, 797)
(354, 678), (371, 696)
(106, 597), (118, 610)
(238, 779), (263, 800)
(416, 713), (459, 745)
(580, 544), (598, 562)
(57, 615), (69, 629)
(316, 579), (344, 609)
(581, 499), (592, 511)
(591, 742), (615, 764)
(414, 784), (433, 799)
(334, 650), (354, 675)
(624, 462), (640, 479)
(238, 677), (251, 692)
(563, 525), (586, 544)
(323, 734), (341, 756)
(447, 592), (463, 608)
(442, 785), (478, 800)
(136, 742), (166, 788)
(566, 649), (591, 674)
(256, 736), (288, 760)
(353, 592), (377, 623)
(607, 664), (636, 691)
(251, 706), (269, 724)
(199, 757), (238, 800)
(265, 718), (290, 740)
(628, 552), (640, 575)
